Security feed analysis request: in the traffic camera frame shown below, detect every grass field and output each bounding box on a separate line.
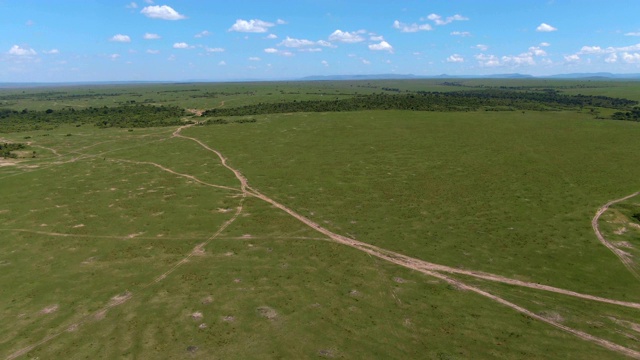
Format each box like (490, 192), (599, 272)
(1, 80), (640, 359)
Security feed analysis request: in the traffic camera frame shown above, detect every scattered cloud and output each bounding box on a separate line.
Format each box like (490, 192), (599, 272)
(564, 54), (580, 62)
(43, 49), (60, 55)
(218, 60), (226, 66)
(321, 60), (329, 66)
(370, 35), (384, 41)
(229, 19), (275, 33)
(446, 54), (464, 63)
(109, 54), (121, 60)
(605, 53), (617, 63)
(361, 59), (371, 65)
(8, 45), (37, 56)
(625, 32), (640, 37)
(276, 19), (287, 25)
(173, 42), (193, 49)
(529, 46), (547, 56)
(622, 52), (640, 63)
(425, 13), (468, 25)
(277, 36), (333, 48)
(450, 31), (471, 37)
(146, 49), (160, 54)
(502, 53), (535, 65)
(369, 41), (394, 52)
(264, 48), (278, 53)
(392, 20), (432, 33)
(249, 57), (261, 61)
(194, 30), (211, 38)
(263, 48), (293, 56)
(141, 5), (186, 20)
(167, 54), (176, 61)
(579, 45), (604, 54)
(539, 42), (551, 47)
(328, 29), (365, 43)
(205, 47), (224, 53)
(473, 44), (488, 51)
(266, 34), (278, 39)
(536, 23), (557, 32)
(110, 34), (131, 43)
(126, 2), (138, 9)
(143, 32), (161, 40)
(475, 53), (500, 67)
(144, 0), (154, 3)
(299, 48), (322, 52)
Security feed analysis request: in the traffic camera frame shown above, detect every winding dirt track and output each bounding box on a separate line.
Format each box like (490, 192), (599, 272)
(6, 121), (640, 359)
(592, 191), (640, 281)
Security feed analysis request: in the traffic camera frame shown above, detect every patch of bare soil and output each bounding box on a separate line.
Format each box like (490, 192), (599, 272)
(539, 311), (565, 323)
(186, 109), (205, 117)
(630, 223), (640, 230)
(614, 227), (627, 235)
(40, 304), (59, 314)
(198, 323), (207, 329)
(222, 315), (235, 322)
(393, 277), (406, 283)
(217, 208), (232, 213)
(191, 312), (203, 320)
(318, 349), (336, 358)
(66, 324), (79, 332)
(224, 251), (234, 256)
(73, 224), (85, 228)
(81, 257), (96, 265)
(201, 296), (213, 305)
(257, 306), (278, 320)
(109, 291), (132, 306)
(192, 243), (206, 256)
(616, 241), (635, 249)
(94, 309), (107, 321)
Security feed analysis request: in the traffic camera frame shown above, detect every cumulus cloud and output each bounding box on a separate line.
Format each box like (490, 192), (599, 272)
(393, 20), (432, 33)
(321, 60), (328, 66)
(475, 53), (500, 67)
(218, 60), (226, 66)
(539, 42), (551, 47)
(141, 5), (186, 20)
(528, 46), (547, 56)
(625, 32), (640, 37)
(276, 19), (287, 25)
(425, 13), (468, 25)
(536, 23), (557, 32)
(446, 54), (464, 63)
(126, 2), (138, 9)
(195, 30), (211, 38)
(370, 35), (384, 41)
(368, 41), (393, 52)
(605, 53), (617, 63)
(264, 48), (278, 53)
(109, 54), (120, 60)
(110, 34), (131, 42)
(278, 37), (316, 48)
(43, 49), (60, 55)
(502, 54), (535, 65)
(205, 47), (224, 53)
(361, 59), (371, 65)
(622, 52), (640, 63)
(266, 34), (278, 39)
(564, 54), (580, 62)
(579, 45), (604, 54)
(473, 44), (488, 51)
(143, 32), (161, 40)
(249, 56), (261, 61)
(450, 31), (471, 37)
(173, 42), (192, 49)
(328, 30), (365, 43)
(229, 19), (275, 33)
(146, 49), (160, 54)
(8, 45), (37, 56)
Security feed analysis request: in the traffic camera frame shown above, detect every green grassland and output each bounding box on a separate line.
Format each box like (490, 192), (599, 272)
(1, 80), (640, 359)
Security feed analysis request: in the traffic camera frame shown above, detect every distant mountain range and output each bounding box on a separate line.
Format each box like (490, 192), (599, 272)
(300, 73), (640, 81)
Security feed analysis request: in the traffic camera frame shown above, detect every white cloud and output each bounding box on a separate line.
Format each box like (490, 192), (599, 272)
(564, 54), (580, 62)
(143, 32), (161, 40)
(624, 32), (640, 36)
(229, 19), (275, 33)
(539, 42), (551, 47)
(425, 13), (468, 25)
(317, 40), (333, 47)
(173, 42), (192, 49)
(321, 60), (329, 66)
(266, 34), (278, 39)
(141, 5), (186, 20)
(195, 30), (211, 38)
(249, 57), (261, 61)
(109, 54), (120, 60)
(370, 35), (384, 41)
(110, 34), (131, 43)
(167, 54), (176, 61)
(393, 20), (432, 33)
(264, 48), (278, 53)
(616, 43), (640, 52)
(328, 30), (365, 43)
(299, 48), (322, 52)
(368, 41), (393, 52)
(43, 49), (59, 55)
(446, 54), (464, 63)
(536, 23), (557, 32)
(579, 45), (604, 54)
(218, 60), (226, 66)
(475, 53), (500, 67)
(278, 37), (316, 48)
(450, 31), (471, 37)
(146, 49), (160, 54)
(361, 59), (371, 65)
(276, 19), (287, 25)
(605, 53), (617, 63)
(281, 51), (294, 57)
(622, 52), (640, 63)
(144, 0), (153, 3)
(205, 47), (224, 53)
(473, 44), (488, 51)
(8, 45), (37, 56)
(502, 54), (535, 65)
(126, 2), (138, 9)
(528, 46), (547, 56)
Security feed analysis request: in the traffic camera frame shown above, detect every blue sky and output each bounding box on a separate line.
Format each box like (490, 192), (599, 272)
(2, 0), (640, 82)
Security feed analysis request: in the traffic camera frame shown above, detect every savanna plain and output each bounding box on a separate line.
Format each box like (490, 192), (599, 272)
(1, 79), (640, 359)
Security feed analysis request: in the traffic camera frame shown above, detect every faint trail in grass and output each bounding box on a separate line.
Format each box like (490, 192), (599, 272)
(173, 125), (640, 358)
(592, 191), (640, 282)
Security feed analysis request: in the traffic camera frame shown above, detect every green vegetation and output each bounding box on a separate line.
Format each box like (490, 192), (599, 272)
(0, 142), (25, 158)
(1, 80), (640, 359)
